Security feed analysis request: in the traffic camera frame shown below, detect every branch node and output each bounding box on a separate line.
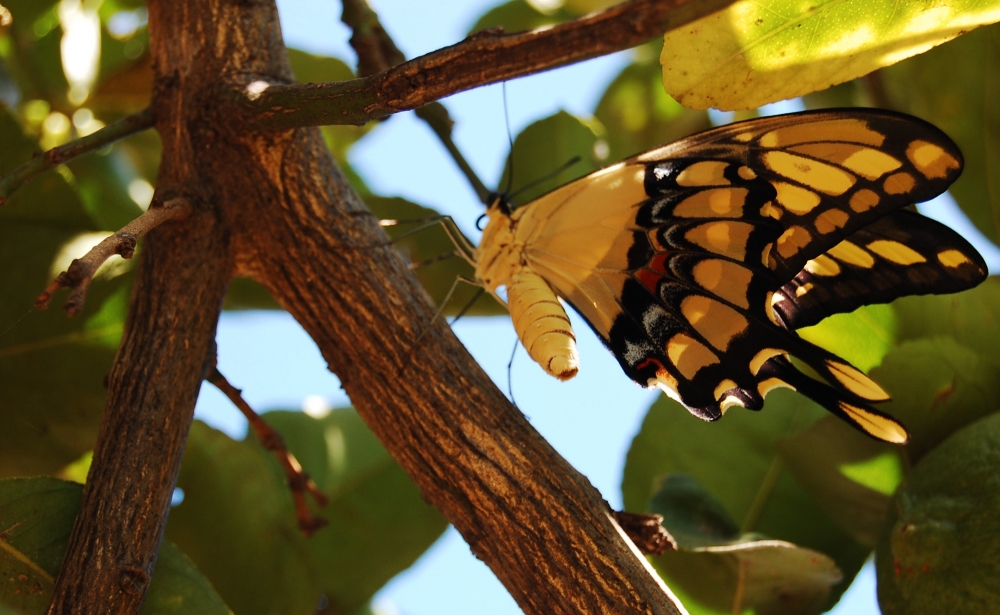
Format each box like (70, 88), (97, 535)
(613, 510), (677, 556)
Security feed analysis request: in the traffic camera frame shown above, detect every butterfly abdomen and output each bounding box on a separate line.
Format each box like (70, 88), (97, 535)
(507, 269), (580, 381)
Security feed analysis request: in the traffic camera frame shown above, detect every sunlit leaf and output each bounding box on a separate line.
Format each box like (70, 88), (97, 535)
(166, 413), (448, 615)
(593, 45), (711, 164)
(622, 390), (870, 612)
(869, 336), (1000, 461)
(661, 0), (1000, 110)
(797, 303), (897, 373)
(876, 411), (1000, 615)
(878, 23), (1000, 243)
(649, 474), (842, 615)
(778, 417), (899, 548)
(0, 477), (232, 614)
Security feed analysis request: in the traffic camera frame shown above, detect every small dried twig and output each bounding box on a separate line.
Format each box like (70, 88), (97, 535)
(613, 510), (677, 556)
(206, 363), (329, 537)
(35, 196), (191, 316)
(0, 108), (154, 206)
(341, 0), (492, 204)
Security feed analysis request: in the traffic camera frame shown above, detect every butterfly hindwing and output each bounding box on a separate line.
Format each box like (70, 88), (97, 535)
(773, 209), (988, 330)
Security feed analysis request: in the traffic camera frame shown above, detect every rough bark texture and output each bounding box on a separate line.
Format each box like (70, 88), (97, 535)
(48, 0), (690, 613)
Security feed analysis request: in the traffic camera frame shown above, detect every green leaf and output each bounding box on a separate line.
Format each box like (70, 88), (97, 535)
(797, 303), (897, 373)
(367, 195), (504, 316)
(879, 23), (1000, 244)
(221, 278), (282, 311)
(166, 413), (448, 615)
(593, 46), (711, 164)
(875, 411), (1000, 615)
(778, 417), (900, 548)
(894, 278), (1000, 372)
(622, 390), (870, 612)
(467, 0), (573, 35)
(0, 477), (232, 614)
(648, 474), (842, 615)
(660, 0), (1000, 110)
(869, 336), (1000, 461)
(0, 106), (130, 477)
(501, 110), (601, 206)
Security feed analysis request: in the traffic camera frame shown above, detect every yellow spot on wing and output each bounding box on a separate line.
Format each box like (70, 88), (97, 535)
(758, 119), (885, 148)
(776, 225), (812, 259)
(765, 291), (780, 325)
(795, 283), (814, 296)
(685, 221), (752, 260)
(938, 249), (972, 268)
(680, 295), (749, 351)
(692, 259), (752, 308)
(838, 401), (908, 444)
(883, 172), (916, 195)
(734, 132), (755, 143)
(760, 201), (783, 220)
(790, 143), (901, 180)
(738, 166), (757, 180)
(714, 379), (739, 401)
(673, 188), (747, 218)
(829, 240), (875, 268)
(764, 151), (856, 195)
(676, 161), (731, 187)
(758, 377), (793, 396)
(849, 189), (879, 212)
(667, 333), (719, 379)
(773, 181), (821, 214)
(907, 140), (960, 179)
(750, 348), (785, 375)
(815, 208), (849, 234)
(826, 360), (890, 401)
(804, 254), (841, 276)
(867, 240), (926, 265)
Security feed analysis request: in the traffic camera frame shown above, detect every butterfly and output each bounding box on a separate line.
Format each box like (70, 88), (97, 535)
(473, 109), (987, 443)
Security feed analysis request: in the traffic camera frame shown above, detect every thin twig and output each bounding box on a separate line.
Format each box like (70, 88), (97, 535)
(341, 0), (492, 204)
(0, 108), (155, 205)
(612, 510), (677, 556)
(35, 196), (190, 316)
(206, 363), (330, 537)
(242, 0), (736, 130)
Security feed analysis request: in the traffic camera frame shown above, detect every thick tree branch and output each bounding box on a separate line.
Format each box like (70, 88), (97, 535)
(0, 109), (154, 205)
(206, 363), (329, 536)
(242, 0), (735, 129)
(35, 196), (190, 316)
(46, 199), (230, 613)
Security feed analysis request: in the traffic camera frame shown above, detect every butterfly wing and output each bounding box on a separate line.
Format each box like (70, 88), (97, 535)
(513, 109), (984, 442)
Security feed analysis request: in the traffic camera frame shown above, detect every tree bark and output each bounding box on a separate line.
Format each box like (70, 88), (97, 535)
(49, 0), (688, 613)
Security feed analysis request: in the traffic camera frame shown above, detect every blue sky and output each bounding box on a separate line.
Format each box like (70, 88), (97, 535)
(190, 1), (1000, 613)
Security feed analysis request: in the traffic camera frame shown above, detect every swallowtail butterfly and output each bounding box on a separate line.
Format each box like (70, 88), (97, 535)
(473, 109), (987, 443)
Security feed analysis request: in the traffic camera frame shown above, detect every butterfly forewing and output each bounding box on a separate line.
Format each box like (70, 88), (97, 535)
(509, 109), (983, 441)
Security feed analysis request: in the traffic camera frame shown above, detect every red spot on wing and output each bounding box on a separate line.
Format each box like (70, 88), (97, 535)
(648, 253), (670, 275)
(636, 357), (666, 374)
(635, 269), (662, 297)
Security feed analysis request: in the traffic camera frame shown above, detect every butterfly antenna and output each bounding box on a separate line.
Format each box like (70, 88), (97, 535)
(507, 155), (583, 203)
(507, 338), (519, 407)
(502, 81), (515, 198)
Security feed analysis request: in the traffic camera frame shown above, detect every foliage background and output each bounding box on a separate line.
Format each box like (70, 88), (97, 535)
(1, 0), (998, 614)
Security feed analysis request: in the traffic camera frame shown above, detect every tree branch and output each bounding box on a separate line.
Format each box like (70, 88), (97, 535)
(241, 0), (735, 129)
(0, 109), (154, 205)
(35, 196), (190, 316)
(206, 363), (329, 536)
(342, 0), (493, 203)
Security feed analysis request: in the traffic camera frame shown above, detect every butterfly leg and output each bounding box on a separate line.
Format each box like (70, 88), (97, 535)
(380, 214), (477, 267)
